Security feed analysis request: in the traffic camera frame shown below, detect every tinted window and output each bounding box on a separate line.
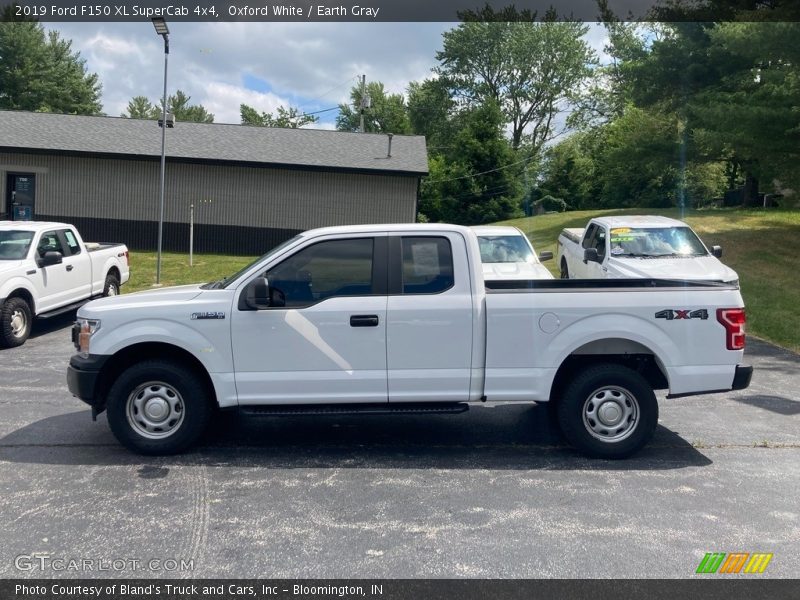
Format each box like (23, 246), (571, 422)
(61, 229), (81, 255)
(266, 238), (374, 307)
(592, 227), (606, 260)
(401, 237), (454, 294)
(37, 231), (63, 258)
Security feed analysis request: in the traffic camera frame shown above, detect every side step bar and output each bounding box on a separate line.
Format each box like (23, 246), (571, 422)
(239, 402), (470, 417)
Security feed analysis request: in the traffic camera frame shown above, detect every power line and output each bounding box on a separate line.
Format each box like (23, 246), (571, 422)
(423, 153), (538, 184)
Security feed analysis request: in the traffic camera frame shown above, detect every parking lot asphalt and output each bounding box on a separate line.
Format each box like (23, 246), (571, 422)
(0, 312), (798, 579)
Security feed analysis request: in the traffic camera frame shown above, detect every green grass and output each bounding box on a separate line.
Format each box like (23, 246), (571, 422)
(499, 207), (800, 353)
(123, 207), (800, 352)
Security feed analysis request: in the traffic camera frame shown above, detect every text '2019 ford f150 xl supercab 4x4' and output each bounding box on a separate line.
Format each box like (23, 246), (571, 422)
(67, 224), (751, 458)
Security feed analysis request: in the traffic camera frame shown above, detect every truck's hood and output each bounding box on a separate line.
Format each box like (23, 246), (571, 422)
(79, 284), (206, 314)
(608, 255), (738, 282)
(482, 262), (554, 280)
(0, 260), (24, 277)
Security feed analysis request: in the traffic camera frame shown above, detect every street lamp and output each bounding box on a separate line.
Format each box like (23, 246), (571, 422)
(152, 17), (169, 285)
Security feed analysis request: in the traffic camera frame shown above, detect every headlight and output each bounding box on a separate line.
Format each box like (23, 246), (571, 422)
(75, 318), (101, 357)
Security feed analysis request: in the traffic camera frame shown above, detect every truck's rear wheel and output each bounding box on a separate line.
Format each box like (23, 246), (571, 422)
(0, 297), (32, 348)
(103, 273), (120, 297)
(556, 364), (658, 459)
(106, 360), (211, 455)
(560, 259), (570, 279)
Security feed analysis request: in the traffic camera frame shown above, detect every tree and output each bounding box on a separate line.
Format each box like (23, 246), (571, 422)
(435, 10), (596, 150)
(419, 101), (522, 224)
(0, 21), (102, 114)
(240, 104), (317, 128)
(336, 81), (411, 134)
(121, 89), (214, 123)
(123, 96), (155, 119)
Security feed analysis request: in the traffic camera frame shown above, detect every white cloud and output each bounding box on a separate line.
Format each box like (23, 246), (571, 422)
(199, 82), (290, 124)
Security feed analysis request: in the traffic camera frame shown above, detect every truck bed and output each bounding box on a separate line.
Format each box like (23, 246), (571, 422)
(560, 228), (584, 245)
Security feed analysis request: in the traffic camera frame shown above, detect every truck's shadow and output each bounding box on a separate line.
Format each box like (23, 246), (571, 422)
(0, 403), (711, 470)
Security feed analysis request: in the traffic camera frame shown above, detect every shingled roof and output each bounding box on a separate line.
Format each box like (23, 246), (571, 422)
(0, 110), (428, 176)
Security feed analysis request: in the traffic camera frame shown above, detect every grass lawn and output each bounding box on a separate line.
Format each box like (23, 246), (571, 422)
(123, 207), (800, 352)
(500, 207), (800, 353)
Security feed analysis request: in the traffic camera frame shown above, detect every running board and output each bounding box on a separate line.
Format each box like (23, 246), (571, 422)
(239, 402), (470, 417)
(37, 297), (98, 319)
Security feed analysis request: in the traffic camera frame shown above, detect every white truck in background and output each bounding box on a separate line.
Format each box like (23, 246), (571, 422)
(0, 221), (130, 347)
(472, 225), (554, 280)
(67, 223), (751, 459)
(557, 215), (739, 284)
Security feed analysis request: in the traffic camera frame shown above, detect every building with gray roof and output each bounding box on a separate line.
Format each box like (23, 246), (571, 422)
(0, 110), (428, 254)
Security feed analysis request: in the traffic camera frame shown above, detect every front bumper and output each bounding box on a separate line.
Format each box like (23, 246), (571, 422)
(67, 354), (109, 407)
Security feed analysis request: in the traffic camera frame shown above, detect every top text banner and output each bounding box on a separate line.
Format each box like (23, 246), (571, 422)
(2, 0), (797, 22)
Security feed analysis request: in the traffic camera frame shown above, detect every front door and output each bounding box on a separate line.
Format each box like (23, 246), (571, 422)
(231, 234), (389, 405)
(6, 173), (36, 221)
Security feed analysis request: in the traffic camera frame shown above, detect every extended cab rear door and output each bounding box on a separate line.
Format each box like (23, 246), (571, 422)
(231, 233), (389, 405)
(386, 232), (474, 402)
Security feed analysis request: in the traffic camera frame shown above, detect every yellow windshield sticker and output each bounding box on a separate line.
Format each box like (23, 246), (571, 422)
(610, 227), (631, 234)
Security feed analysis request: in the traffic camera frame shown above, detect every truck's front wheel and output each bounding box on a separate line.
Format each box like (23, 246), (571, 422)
(106, 360), (211, 455)
(557, 364), (658, 459)
(0, 297), (32, 348)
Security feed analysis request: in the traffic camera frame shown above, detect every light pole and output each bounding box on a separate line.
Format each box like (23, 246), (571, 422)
(152, 17), (169, 285)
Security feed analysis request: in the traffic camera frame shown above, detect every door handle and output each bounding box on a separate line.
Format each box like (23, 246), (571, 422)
(350, 315), (379, 327)
(66, 265), (74, 272)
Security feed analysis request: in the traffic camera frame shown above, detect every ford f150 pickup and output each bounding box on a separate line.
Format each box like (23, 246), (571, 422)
(0, 221), (130, 347)
(472, 226), (554, 280)
(66, 224), (751, 458)
(557, 215), (739, 284)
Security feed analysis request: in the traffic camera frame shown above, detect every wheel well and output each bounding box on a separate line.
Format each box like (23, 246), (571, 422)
(549, 347), (669, 404)
(5, 288), (35, 314)
(106, 267), (120, 281)
(96, 343), (217, 409)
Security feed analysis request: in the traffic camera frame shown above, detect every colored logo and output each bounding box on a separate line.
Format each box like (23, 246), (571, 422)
(696, 552), (773, 574)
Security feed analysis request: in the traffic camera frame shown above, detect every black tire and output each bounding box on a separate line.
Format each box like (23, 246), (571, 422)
(106, 360), (211, 455)
(556, 364), (658, 459)
(103, 272), (120, 297)
(560, 259), (570, 279)
(0, 297), (32, 348)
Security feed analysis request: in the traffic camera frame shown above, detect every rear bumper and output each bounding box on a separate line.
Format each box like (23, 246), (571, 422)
(66, 354), (109, 407)
(667, 364), (753, 399)
(732, 364), (753, 391)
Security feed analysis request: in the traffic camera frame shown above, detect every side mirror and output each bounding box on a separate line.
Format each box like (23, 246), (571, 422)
(583, 248), (600, 264)
(711, 245), (723, 258)
(243, 277), (270, 310)
(538, 251), (553, 262)
(38, 251), (63, 267)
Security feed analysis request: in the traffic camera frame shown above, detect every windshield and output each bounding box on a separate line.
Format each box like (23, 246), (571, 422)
(478, 235), (536, 264)
(608, 227), (708, 257)
(0, 231), (34, 260)
(206, 235), (304, 289)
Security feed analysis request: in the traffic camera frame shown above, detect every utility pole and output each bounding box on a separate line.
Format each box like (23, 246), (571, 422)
(358, 74), (366, 133)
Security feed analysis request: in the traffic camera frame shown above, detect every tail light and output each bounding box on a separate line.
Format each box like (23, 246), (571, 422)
(123, 250), (129, 265)
(717, 308), (746, 350)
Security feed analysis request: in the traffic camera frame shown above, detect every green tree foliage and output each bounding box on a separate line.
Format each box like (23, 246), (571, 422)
(240, 103), (318, 128)
(435, 11), (596, 150)
(419, 101), (522, 224)
(0, 21), (102, 114)
(122, 89), (214, 123)
(336, 81), (411, 134)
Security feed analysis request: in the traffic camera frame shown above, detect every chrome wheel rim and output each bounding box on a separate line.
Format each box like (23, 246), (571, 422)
(126, 381), (185, 439)
(582, 385), (639, 442)
(9, 309), (27, 338)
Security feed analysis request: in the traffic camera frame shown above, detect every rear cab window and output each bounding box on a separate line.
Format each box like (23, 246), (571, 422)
(400, 237), (454, 295)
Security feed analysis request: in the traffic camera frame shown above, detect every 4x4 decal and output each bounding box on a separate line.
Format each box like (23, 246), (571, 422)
(655, 309), (709, 320)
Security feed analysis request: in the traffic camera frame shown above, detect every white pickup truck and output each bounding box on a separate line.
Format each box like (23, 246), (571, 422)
(0, 221), (130, 347)
(66, 224), (751, 458)
(557, 215), (739, 284)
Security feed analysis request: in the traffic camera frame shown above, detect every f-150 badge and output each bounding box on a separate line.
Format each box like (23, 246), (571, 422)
(191, 312), (226, 320)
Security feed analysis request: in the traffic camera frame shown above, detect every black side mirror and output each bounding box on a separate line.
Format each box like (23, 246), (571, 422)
(583, 248), (600, 264)
(538, 251), (553, 262)
(38, 251), (63, 267)
(711, 245), (723, 258)
(243, 277), (270, 310)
